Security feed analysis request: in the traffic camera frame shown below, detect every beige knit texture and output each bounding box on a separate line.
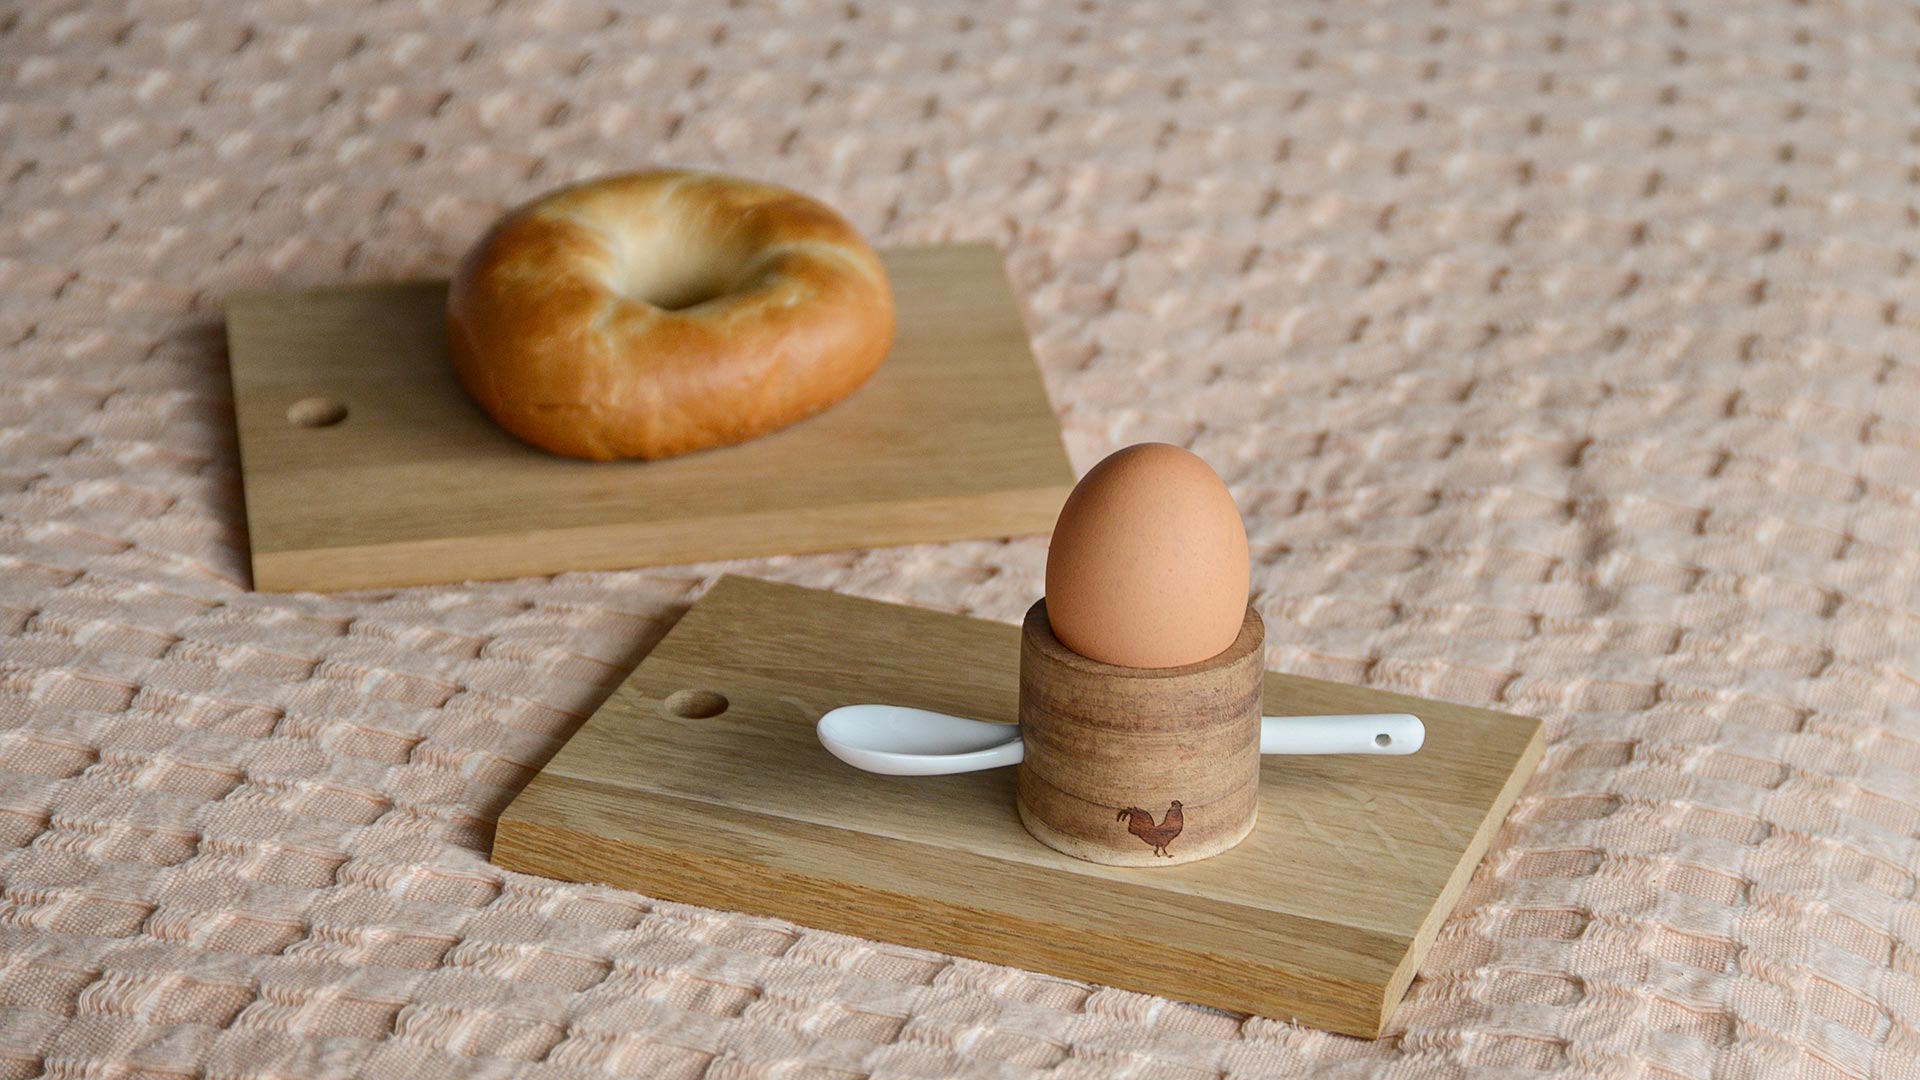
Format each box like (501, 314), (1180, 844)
(4, 1), (1920, 1077)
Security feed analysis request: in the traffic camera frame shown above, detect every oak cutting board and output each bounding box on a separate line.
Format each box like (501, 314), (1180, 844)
(492, 575), (1545, 1037)
(224, 244), (1074, 592)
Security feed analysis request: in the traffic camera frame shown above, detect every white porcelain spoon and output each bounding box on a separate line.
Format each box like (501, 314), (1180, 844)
(817, 705), (1425, 776)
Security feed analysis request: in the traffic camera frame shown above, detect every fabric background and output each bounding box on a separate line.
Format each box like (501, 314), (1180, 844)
(5, 1), (1920, 1076)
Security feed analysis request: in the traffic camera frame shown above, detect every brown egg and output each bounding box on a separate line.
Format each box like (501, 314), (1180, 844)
(1044, 443), (1250, 668)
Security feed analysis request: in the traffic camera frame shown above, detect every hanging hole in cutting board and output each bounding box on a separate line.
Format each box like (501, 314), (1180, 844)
(664, 689), (729, 719)
(288, 397), (349, 428)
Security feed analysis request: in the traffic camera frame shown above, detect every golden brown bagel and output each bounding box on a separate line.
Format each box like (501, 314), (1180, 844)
(447, 170), (895, 460)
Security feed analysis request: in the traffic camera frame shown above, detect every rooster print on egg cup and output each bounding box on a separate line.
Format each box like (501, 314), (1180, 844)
(1118, 801), (1185, 858)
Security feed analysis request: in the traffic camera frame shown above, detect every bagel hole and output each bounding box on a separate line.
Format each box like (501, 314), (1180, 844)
(645, 277), (731, 311)
(617, 237), (750, 312)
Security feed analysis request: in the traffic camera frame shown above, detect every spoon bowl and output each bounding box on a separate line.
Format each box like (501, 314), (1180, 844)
(817, 704), (1024, 776)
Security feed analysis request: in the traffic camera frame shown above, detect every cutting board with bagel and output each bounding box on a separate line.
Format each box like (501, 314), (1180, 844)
(224, 172), (1073, 592)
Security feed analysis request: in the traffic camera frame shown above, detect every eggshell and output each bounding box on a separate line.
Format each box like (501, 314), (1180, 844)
(1044, 443), (1250, 669)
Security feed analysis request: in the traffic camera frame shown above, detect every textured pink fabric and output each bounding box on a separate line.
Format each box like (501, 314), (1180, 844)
(4, 0), (1920, 1076)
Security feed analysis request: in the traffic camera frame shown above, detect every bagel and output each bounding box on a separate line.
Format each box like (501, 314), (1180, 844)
(447, 170), (895, 461)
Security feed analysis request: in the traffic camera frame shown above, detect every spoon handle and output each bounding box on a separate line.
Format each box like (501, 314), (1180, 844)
(1260, 713), (1424, 755)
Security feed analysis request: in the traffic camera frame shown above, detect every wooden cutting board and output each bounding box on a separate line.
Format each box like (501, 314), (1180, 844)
(492, 575), (1545, 1037)
(224, 245), (1074, 592)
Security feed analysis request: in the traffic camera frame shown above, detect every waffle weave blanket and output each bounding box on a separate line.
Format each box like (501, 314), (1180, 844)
(3, 1), (1918, 1077)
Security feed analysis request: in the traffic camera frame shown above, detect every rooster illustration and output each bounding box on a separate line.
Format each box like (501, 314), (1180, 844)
(1117, 801), (1184, 857)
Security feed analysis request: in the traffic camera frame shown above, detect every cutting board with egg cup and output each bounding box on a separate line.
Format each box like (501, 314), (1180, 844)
(491, 574), (1545, 1038)
(222, 243), (1073, 592)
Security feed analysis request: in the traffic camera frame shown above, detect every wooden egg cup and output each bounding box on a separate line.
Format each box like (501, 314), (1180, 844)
(1015, 600), (1264, 867)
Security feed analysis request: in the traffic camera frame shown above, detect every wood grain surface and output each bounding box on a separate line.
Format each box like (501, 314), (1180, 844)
(1017, 600), (1264, 865)
(491, 575), (1545, 1037)
(224, 244), (1074, 592)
